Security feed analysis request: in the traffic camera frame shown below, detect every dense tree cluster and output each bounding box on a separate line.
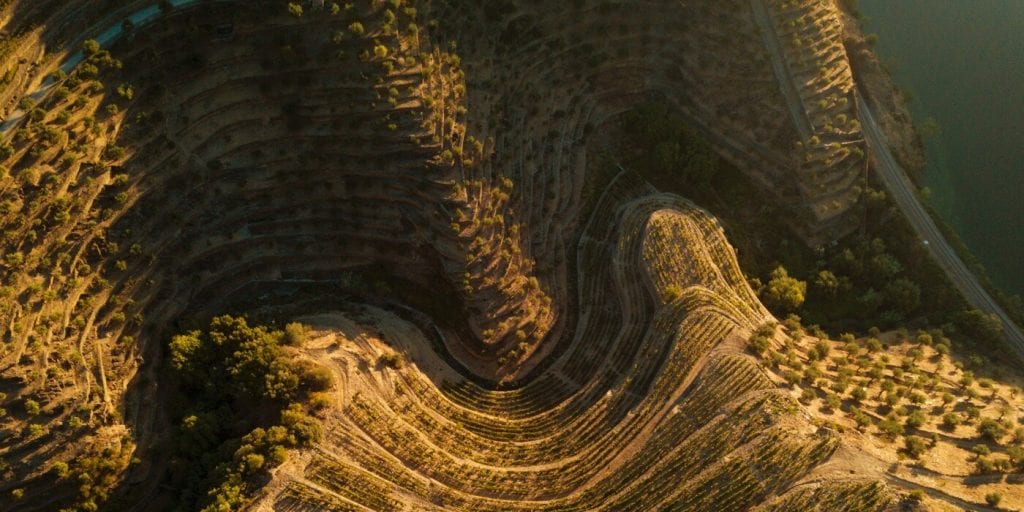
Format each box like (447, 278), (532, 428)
(167, 316), (331, 511)
(620, 102), (720, 187)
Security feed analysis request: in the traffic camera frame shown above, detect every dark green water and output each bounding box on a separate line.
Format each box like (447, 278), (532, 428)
(858, 0), (1024, 297)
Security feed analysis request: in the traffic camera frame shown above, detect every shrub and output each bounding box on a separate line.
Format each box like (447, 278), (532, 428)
(281, 403), (321, 445)
(378, 352), (403, 369)
(825, 393), (841, 412)
(116, 83), (134, 101)
(906, 489), (924, 503)
(284, 322), (308, 346)
(748, 334), (769, 355)
(905, 410), (926, 430)
(850, 386), (867, 402)
(942, 412), (961, 429)
(298, 362), (334, 392)
(851, 407), (872, 430)
(308, 392), (333, 411)
(985, 492), (1002, 507)
(878, 415), (904, 438)
(24, 399), (40, 415)
(978, 418), (1007, 442)
(799, 388), (816, 404)
(104, 144), (126, 161)
(783, 314), (802, 334)
(965, 406), (982, 421)
(813, 339), (830, 360)
(903, 435), (929, 458)
(865, 338), (882, 352)
(664, 283), (684, 302)
(941, 392), (954, 407)
(82, 39), (101, 55)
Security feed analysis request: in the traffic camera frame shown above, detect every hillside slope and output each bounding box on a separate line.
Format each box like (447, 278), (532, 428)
(0, 0), (1015, 511)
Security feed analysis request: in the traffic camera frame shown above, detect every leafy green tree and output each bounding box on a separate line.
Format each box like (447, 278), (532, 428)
(884, 278), (921, 315)
(762, 266), (806, 312)
(869, 252), (903, 279)
(825, 393), (841, 412)
(167, 316), (329, 511)
(814, 270), (840, 297)
(284, 322), (308, 346)
(955, 309), (1003, 346)
(978, 418), (1007, 443)
(905, 410), (926, 430)
(799, 388), (816, 404)
(850, 386), (867, 402)
(878, 414), (904, 438)
(51, 461), (70, 479)
(865, 337), (883, 352)
(903, 435), (929, 458)
(82, 39), (101, 56)
(748, 333), (770, 355)
(1007, 445), (1024, 468)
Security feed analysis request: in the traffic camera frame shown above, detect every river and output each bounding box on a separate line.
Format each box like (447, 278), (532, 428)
(858, 0), (1024, 298)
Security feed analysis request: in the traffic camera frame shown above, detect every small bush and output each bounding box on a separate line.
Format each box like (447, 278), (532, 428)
(905, 410), (926, 430)
(308, 392), (333, 411)
(903, 435), (929, 459)
(664, 283), (684, 302)
(298, 362), (334, 392)
(978, 418), (1007, 442)
(905, 489), (924, 503)
(378, 352), (403, 369)
(985, 492), (1002, 507)
(284, 322), (308, 346)
(748, 334), (770, 355)
(942, 412), (961, 429)
(878, 415), (904, 438)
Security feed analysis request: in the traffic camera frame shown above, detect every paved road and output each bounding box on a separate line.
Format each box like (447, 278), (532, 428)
(0, 0), (208, 133)
(857, 92), (1024, 360)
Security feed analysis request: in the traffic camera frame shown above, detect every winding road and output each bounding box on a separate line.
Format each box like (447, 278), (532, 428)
(857, 93), (1024, 360)
(749, 0), (1024, 359)
(0, 0), (208, 133)
(3, 0), (1022, 360)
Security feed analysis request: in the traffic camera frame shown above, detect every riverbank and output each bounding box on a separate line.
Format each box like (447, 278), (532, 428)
(836, 0), (1024, 330)
(853, 0), (1024, 301)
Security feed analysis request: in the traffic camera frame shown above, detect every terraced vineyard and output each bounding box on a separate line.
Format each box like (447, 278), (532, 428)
(0, 0), (1017, 511)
